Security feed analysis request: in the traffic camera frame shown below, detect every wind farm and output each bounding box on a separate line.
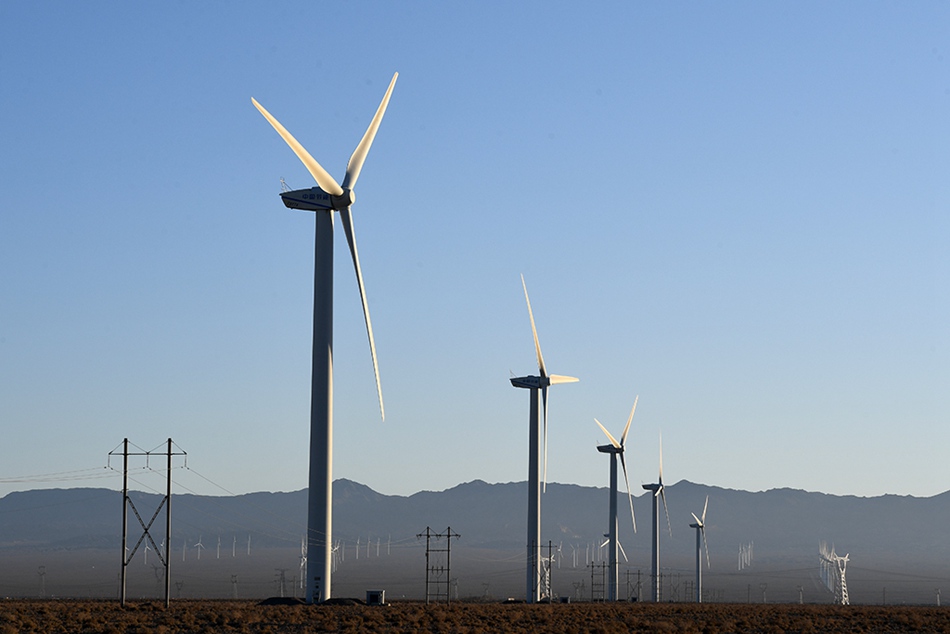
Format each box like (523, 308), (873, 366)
(2, 2), (949, 631)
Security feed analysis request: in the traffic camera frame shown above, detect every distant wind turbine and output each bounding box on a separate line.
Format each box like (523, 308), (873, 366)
(642, 432), (672, 602)
(510, 275), (578, 603)
(194, 536), (205, 561)
(594, 395), (639, 601)
(252, 72), (397, 603)
(689, 495), (711, 603)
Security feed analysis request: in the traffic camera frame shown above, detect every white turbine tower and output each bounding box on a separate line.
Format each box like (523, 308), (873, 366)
(510, 275), (578, 603)
(594, 396), (639, 602)
(689, 495), (710, 603)
(642, 432), (672, 602)
(252, 72), (397, 603)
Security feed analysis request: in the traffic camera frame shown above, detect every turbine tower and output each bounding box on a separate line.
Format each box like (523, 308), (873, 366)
(642, 432), (671, 602)
(510, 275), (578, 603)
(252, 73), (397, 603)
(594, 396), (639, 602)
(689, 495), (710, 603)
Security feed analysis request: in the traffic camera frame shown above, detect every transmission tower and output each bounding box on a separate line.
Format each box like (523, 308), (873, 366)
(539, 540), (555, 601)
(274, 568), (289, 598)
(819, 541), (850, 605)
(109, 438), (186, 608)
(624, 569), (642, 602)
(589, 562), (607, 602)
(417, 527), (460, 604)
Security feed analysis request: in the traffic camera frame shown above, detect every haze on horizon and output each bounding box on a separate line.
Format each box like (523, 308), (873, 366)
(1, 3), (947, 502)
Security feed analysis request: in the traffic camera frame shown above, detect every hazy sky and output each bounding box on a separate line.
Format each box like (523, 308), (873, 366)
(1, 2), (947, 501)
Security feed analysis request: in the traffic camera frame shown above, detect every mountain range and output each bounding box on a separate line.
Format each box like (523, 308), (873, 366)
(1, 480), (948, 603)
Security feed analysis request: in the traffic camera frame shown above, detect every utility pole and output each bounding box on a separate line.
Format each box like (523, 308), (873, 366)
(110, 438), (185, 608)
(417, 527), (460, 604)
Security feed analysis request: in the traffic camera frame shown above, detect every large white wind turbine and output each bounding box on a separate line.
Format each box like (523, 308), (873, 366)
(689, 495), (710, 603)
(594, 396), (639, 602)
(252, 72), (397, 603)
(510, 276), (578, 603)
(642, 432), (672, 602)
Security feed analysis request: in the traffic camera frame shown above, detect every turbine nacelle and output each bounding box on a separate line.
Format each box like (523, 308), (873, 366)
(279, 187), (355, 212)
(510, 375), (545, 390)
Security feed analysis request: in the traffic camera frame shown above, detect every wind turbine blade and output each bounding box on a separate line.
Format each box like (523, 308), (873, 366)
(542, 385), (548, 493)
(702, 495), (709, 524)
(595, 419), (621, 449)
(621, 395), (638, 446)
(658, 431), (664, 486)
(691, 512), (702, 526)
(620, 452), (637, 534)
(251, 98), (344, 197)
(343, 72), (398, 190)
(339, 206), (384, 420)
(521, 275), (546, 377)
(661, 486), (672, 537)
(618, 540), (629, 562)
(702, 528), (710, 569)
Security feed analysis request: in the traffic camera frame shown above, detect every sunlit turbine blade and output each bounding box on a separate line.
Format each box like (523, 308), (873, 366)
(620, 452), (637, 533)
(661, 486), (672, 537)
(691, 512), (702, 526)
(595, 419), (621, 449)
(658, 431), (664, 485)
(342, 72), (398, 190)
(521, 275), (547, 377)
(251, 98), (344, 197)
(621, 395), (638, 446)
(702, 495), (709, 524)
(542, 385), (548, 493)
(548, 374), (579, 385)
(702, 528), (710, 569)
(339, 206), (384, 421)
(618, 540), (629, 562)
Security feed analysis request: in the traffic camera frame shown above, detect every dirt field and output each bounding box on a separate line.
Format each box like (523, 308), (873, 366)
(1, 599), (949, 634)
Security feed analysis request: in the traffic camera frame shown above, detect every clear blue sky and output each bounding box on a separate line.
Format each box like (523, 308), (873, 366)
(1, 2), (947, 501)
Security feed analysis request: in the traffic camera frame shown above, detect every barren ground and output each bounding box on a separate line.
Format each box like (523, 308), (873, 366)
(1, 600), (950, 634)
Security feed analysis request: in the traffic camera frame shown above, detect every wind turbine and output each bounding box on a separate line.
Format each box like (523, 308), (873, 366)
(194, 536), (205, 561)
(641, 432), (672, 602)
(594, 395), (639, 602)
(252, 72), (397, 603)
(510, 275), (578, 603)
(689, 495), (710, 603)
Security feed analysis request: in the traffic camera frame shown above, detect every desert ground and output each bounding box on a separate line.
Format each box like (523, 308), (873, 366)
(1, 599), (949, 634)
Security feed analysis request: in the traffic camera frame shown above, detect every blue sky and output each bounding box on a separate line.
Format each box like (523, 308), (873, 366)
(1, 2), (947, 501)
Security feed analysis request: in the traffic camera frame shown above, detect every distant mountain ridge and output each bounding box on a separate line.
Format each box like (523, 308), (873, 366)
(2, 479), (948, 565)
